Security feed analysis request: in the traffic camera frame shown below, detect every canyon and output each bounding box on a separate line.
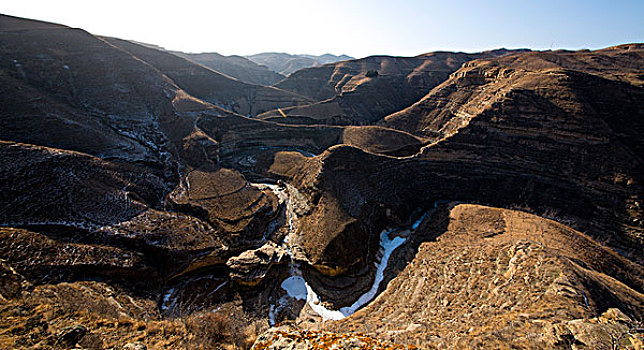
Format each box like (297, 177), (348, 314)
(0, 13), (642, 350)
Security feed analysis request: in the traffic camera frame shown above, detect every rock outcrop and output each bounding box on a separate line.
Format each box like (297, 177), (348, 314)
(252, 327), (412, 350)
(227, 242), (289, 286)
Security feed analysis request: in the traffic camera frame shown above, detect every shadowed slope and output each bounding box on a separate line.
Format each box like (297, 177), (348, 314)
(104, 38), (311, 116)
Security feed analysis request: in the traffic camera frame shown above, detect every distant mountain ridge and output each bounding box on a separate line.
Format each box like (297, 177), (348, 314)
(246, 52), (354, 75)
(172, 51), (286, 86)
(155, 48), (352, 85)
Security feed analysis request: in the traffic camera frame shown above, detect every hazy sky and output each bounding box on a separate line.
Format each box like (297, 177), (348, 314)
(3, 0), (643, 58)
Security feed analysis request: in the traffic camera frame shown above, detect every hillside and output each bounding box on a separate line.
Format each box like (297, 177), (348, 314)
(383, 44), (644, 137)
(259, 204), (644, 349)
(278, 45), (644, 284)
(102, 38), (311, 116)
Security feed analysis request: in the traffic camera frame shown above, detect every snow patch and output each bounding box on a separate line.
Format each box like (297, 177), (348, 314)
(1, 220), (97, 231)
(268, 304), (276, 325)
(206, 281), (228, 298)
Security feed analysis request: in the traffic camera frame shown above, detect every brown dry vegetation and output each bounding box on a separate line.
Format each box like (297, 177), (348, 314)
(0, 276), (260, 349)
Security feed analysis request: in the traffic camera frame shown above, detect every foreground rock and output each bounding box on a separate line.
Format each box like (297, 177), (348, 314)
(0, 278), (258, 349)
(252, 327), (412, 350)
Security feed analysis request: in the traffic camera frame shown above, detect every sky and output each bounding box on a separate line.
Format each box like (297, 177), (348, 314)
(2, 0), (643, 58)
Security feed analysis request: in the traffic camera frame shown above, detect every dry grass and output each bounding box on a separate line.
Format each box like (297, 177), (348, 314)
(0, 279), (263, 350)
(183, 307), (258, 349)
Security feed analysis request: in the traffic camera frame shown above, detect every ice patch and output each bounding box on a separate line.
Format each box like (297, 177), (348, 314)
(281, 276), (307, 300)
(160, 287), (175, 311)
(305, 283), (345, 320)
(252, 182), (298, 246)
(206, 281), (227, 298)
(1, 220), (96, 231)
(302, 229), (407, 320)
(340, 230), (406, 315)
(412, 212), (428, 229)
(268, 303), (276, 325)
(266, 183), (430, 324)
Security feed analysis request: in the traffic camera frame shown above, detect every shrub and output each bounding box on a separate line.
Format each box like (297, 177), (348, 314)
(184, 307), (258, 349)
(366, 70), (379, 77)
